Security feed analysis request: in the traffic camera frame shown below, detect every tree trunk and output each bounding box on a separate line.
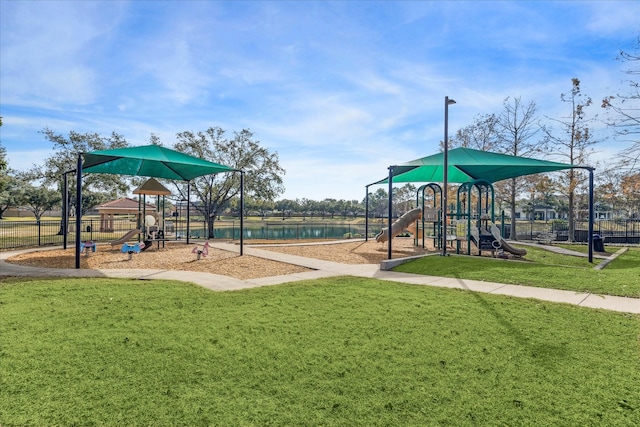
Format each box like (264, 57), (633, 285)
(568, 192), (575, 243)
(207, 216), (215, 239)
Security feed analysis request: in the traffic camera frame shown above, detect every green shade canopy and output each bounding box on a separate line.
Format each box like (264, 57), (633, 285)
(83, 145), (234, 181)
(376, 147), (578, 184)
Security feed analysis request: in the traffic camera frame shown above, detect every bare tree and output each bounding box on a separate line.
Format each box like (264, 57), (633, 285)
(495, 97), (544, 240)
(450, 113), (501, 151)
(602, 35), (640, 171)
(544, 78), (600, 242)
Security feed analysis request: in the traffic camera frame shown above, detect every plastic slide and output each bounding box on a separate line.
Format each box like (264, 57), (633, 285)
(375, 208), (422, 243)
(110, 229), (142, 246)
(490, 223), (527, 257)
(406, 223), (423, 239)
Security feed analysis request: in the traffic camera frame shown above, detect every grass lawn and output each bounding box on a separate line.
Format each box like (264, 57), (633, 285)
(1, 276), (639, 426)
(393, 246), (640, 298)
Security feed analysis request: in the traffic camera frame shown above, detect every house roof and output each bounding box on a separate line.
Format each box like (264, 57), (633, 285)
(97, 197), (156, 213)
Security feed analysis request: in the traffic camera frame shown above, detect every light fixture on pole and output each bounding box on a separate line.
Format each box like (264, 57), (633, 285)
(442, 96), (456, 256)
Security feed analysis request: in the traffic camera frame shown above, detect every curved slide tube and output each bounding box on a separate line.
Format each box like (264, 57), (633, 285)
(376, 208), (422, 243)
(110, 229), (142, 246)
(490, 223), (527, 257)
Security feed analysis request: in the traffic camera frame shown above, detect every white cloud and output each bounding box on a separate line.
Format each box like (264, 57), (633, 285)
(0, 1), (127, 106)
(1, 0), (637, 200)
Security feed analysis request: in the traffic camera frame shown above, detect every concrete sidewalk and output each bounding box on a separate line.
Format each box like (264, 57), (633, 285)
(1, 243), (638, 314)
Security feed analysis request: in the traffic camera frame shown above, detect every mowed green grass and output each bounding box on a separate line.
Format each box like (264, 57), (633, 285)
(1, 277), (638, 426)
(394, 246), (640, 298)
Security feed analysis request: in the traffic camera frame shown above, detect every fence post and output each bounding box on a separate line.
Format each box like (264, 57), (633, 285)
(38, 220), (41, 247)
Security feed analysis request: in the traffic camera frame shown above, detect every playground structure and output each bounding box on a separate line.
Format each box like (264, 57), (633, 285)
(133, 178), (172, 245)
(375, 208), (422, 243)
(378, 178), (526, 258)
(81, 241), (96, 257)
(110, 229), (142, 246)
(370, 147), (597, 261)
(191, 241), (210, 260)
(121, 241), (146, 260)
(103, 179), (174, 254)
(68, 144), (245, 269)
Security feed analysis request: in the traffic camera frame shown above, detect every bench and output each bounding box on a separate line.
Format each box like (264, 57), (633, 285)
(534, 232), (557, 245)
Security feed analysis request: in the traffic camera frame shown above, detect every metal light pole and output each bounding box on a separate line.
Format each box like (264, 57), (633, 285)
(442, 96), (456, 256)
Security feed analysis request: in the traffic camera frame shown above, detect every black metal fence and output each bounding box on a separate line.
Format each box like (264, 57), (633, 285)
(1, 217), (638, 252)
(507, 220), (640, 244)
(0, 218), (380, 251)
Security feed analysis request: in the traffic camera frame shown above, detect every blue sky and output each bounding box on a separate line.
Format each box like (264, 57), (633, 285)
(1, 0), (638, 201)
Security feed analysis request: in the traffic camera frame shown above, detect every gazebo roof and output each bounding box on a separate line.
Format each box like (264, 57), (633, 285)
(97, 197), (156, 214)
(133, 177), (172, 196)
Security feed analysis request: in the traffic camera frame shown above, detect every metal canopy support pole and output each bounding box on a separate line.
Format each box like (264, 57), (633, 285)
(365, 185), (370, 242)
(74, 154), (83, 269)
(588, 167), (594, 263)
(186, 181), (191, 245)
(240, 171), (244, 256)
(387, 167), (394, 260)
(442, 97), (449, 256)
(63, 172), (69, 250)
(142, 195), (146, 238)
(442, 96), (456, 256)
(416, 185), (425, 249)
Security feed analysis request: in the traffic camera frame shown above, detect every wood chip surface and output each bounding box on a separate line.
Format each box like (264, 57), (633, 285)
(257, 238), (429, 264)
(5, 238), (432, 280)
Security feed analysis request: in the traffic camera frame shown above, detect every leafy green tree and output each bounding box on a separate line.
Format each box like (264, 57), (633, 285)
(245, 196), (275, 219)
(337, 199), (362, 218)
(321, 198), (339, 219)
(0, 116), (7, 193)
(74, 191), (110, 217)
(366, 188), (389, 218)
(0, 174), (28, 219)
(0, 144), (8, 196)
(299, 198), (318, 219)
(27, 129), (132, 210)
(24, 185), (61, 220)
(393, 183), (417, 215)
(620, 172), (640, 217)
(532, 175), (557, 222)
(596, 168), (625, 218)
(174, 127), (285, 238)
(274, 199), (299, 219)
(543, 78), (600, 242)
(0, 143), (6, 173)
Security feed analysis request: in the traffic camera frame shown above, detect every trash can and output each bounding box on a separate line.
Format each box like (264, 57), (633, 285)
(592, 234), (604, 252)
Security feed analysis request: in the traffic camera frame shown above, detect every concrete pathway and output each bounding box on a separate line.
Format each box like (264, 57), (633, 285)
(1, 242), (638, 314)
